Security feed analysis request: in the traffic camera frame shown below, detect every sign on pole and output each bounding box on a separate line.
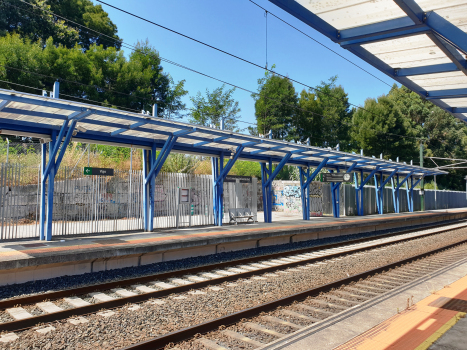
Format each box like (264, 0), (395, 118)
(320, 173), (352, 182)
(83, 167), (114, 176)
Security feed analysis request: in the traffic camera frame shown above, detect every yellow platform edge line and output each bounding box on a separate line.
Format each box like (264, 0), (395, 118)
(414, 312), (466, 350)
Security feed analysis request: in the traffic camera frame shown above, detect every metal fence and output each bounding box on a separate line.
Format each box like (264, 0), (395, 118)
(0, 163), (258, 240)
(271, 181), (467, 217)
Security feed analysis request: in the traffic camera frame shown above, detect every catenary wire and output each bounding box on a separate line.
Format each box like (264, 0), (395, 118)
(94, 0), (392, 115)
(8, 0), (343, 126)
(11, 0), (433, 140)
(247, 0), (392, 88)
(5, 0), (354, 138)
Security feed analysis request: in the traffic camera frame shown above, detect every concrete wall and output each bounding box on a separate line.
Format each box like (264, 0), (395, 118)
(258, 181), (467, 216)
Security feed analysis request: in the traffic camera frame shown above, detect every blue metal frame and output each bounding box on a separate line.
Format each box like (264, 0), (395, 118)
(267, 1), (467, 125)
(261, 153), (292, 223)
(299, 159), (328, 220)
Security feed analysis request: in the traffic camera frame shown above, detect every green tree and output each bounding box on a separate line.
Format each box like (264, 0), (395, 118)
(351, 94), (418, 160)
(252, 68), (297, 140)
(0, 0), (120, 50)
(188, 85), (241, 131)
(0, 34), (187, 115)
(314, 76), (353, 150)
(293, 89), (323, 145)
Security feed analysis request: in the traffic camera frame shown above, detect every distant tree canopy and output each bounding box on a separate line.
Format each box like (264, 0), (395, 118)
(252, 71), (353, 149)
(0, 34), (187, 116)
(189, 85), (241, 131)
(0, 0), (120, 50)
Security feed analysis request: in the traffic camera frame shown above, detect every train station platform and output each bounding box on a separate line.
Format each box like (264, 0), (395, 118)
(0, 208), (466, 286)
(334, 274), (467, 350)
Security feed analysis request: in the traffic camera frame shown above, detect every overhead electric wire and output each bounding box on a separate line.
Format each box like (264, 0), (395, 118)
(247, 0), (392, 88)
(94, 0), (392, 117)
(5, 0), (353, 134)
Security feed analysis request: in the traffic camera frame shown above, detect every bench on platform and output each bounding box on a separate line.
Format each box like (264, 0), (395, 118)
(228, 208), (254, 225)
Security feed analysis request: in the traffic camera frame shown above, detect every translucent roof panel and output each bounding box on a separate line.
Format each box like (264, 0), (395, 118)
(270, 0), (467, 125)
(295, 0), (407, 30)
(0, 88), (446, 177)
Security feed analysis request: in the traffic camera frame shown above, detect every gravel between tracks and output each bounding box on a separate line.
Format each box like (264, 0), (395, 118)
(2, 228), (467, 350)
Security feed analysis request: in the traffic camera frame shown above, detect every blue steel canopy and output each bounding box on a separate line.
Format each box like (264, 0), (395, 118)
(0, 88), (445, 177)
(269, 0), (467, 123)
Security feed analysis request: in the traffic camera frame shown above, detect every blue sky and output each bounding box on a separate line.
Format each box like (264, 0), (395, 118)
(97, 0), (397, 128)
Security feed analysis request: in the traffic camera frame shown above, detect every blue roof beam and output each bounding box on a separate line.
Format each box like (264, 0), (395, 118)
(339, 18), (429, 47)
(393, 0), (425, 24)
(68, 109), (93, 121)
(268, 0), (338, 41)
(453, 108), (467, 113)
(426, 12), (467, 55)
(193, 136), (229, 147)
(111, 121), (149, 136)
(426, 32), (467, 75)
(426, 88), (467, 100)
(395, 63), (461, 77)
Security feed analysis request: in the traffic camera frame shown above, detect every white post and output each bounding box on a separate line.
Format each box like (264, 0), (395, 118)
(5, 137), (9, 164)
(53, 81), (59, 99)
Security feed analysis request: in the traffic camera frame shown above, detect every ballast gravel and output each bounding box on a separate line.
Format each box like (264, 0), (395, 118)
(2, 227), (467, 349)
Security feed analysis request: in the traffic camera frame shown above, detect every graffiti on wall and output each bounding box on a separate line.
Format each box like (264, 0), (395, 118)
(268, 181), (324, 216)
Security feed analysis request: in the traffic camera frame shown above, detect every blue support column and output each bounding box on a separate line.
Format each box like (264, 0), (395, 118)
(142, 149), (149, 231)
(211, 156), (219, 226)
(148, 144), (157, 232)
(359, 170), (364, 216)
(391, 175), (399, 213)
(373, 173), (381, 214)
(261, 153), (292, 223)
(354, 172), (360, 216)
(329, 168), (340, 218)
(45, 130), (57, 241)
(299, 159), (328, 220)
(39, 143), (47, 240)
(357, 167), (381, 217)
(409, 176), (414, 212)
(217, 152), (224, 225)
(211, 141), (255, 226)
(143, 133), (184, 230)
(380, 171), (384, 213)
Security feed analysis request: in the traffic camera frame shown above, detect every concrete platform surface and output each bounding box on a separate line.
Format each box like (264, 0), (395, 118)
(0, 209), (466, 286)
(261, 247), (467, 350)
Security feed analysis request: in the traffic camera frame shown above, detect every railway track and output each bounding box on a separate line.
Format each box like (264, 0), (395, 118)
(125, 236), (467, 350)
(1, 220), (467, 348)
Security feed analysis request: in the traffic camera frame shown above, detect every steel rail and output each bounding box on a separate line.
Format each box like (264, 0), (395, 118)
(0, 220), (465, 333)
(121, 239), (467, 350)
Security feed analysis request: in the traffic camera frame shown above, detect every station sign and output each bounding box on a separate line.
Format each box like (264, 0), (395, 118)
(225, 175), (252, 183)
(320, 173), (352, 183)
(84, 167), (114, 176)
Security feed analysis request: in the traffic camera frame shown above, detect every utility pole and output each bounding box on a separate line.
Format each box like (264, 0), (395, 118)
(420, 140), (425, 211)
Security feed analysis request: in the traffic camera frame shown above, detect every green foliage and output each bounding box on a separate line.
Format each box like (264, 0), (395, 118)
(252, 67), (297, 139)
(0, 0), (120, 50)
(189, 85), (241, 131)
(162, 154), (200, 174)
(230, 160), (261, 178)
(351, 91), (418, 160)
(0, 34), (187, 114)
(312, 77), (354, 150)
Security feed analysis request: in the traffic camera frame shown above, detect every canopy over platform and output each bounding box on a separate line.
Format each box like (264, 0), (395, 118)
(0, 88), (445, 177)
(269, 0), (467, 123)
